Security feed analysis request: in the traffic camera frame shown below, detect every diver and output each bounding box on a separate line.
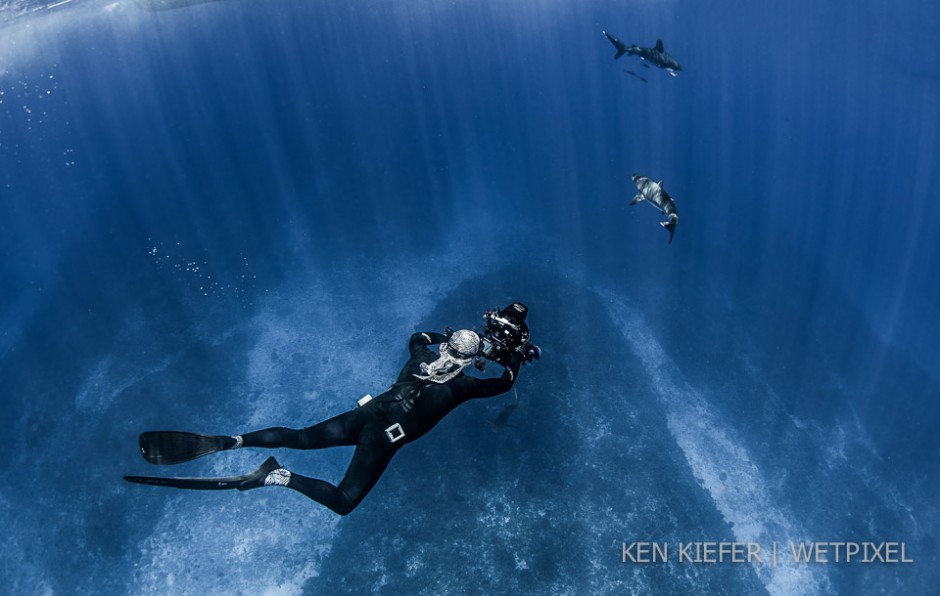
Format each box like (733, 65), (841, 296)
(125, 303), (541, 516)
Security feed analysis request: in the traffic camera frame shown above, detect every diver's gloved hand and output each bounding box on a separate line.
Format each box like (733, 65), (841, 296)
(523, 343), (541, 364)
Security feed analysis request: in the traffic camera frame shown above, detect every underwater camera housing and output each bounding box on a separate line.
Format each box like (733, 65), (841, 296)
(472, 302), (540, 371)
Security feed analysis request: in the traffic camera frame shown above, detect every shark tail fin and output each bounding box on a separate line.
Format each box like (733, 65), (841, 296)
(630, 194), (645, 206)
(660, 214), (678, 243)
(655, 39), (664, 52)
(603, 31), (627, 59)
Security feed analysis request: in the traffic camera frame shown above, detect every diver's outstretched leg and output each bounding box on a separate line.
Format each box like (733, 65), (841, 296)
(239, 408), (369, 450)
(263, 423), (397, 515)
(138, 408), (370, 466)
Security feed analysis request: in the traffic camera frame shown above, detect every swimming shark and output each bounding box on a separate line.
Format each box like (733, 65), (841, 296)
(602, 32), (683, 77)
(626, 39), (683, 76)
(630, 174), (679, 243)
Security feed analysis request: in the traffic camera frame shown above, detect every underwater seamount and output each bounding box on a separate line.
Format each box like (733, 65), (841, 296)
(1, 0), (938, 594)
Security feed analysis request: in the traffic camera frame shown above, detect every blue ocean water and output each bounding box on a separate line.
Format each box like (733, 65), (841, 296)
(1, 0), (938, 593)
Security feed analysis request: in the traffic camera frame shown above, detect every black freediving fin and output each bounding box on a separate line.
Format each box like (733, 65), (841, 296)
(124, 473), (246, 490)
(138, 431), (233, 465)
(124, 456), (281, 492)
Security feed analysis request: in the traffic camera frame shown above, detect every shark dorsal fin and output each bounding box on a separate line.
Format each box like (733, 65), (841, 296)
(655, 39), (664, 52)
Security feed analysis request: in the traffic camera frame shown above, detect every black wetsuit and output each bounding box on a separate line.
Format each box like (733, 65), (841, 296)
(240, 332), (522, 515)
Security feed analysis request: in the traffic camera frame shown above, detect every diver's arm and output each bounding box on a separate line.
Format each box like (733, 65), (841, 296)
(465, 353), (523, 399)
(408, 331), (448, 356)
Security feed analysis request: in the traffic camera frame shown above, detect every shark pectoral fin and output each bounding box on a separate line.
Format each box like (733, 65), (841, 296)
(615, 49), (625, 59)
(668, 69), (677, 77)
(630, 194), (645, 205)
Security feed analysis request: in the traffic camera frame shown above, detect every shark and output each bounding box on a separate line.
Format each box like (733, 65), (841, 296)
(630, 174), (679, 243)
(603, 32), (683, 77)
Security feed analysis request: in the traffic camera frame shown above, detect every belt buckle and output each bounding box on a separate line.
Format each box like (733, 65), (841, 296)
(384, 423), (406, 443)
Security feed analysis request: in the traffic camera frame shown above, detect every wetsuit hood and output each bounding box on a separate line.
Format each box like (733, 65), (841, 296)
(447, 329), (482, 357)
(413, 329), (480, 384)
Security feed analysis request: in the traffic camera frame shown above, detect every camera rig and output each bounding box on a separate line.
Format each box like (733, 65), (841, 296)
(472, 302), (540, 371)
